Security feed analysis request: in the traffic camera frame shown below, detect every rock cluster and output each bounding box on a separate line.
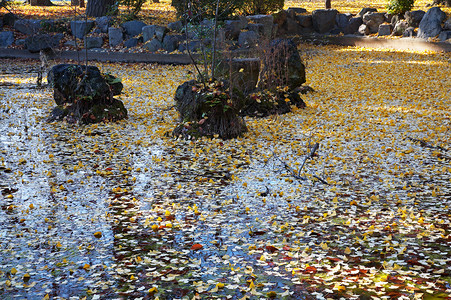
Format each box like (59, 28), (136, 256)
(47, 64), (127, 124)
(1, 6), (449, 52)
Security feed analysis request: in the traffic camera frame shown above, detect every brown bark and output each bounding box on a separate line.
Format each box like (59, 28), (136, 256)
(325, 0), (331, 9)
(86, 0), (116, 17)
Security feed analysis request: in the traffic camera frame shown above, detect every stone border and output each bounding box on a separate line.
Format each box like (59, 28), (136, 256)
(1, 36), (449, 66)
(0, 48), (198, 64)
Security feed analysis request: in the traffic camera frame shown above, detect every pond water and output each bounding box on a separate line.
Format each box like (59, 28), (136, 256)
(1, 49), (450, 299)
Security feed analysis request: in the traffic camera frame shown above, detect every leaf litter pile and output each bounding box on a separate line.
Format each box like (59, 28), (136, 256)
(0, 44), (450, 299)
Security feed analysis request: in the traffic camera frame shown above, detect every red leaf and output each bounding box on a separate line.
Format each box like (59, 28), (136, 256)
(190, 244), (203, 251)
(283, 245), (290, 251)
(327, 257), (342, 262)
(304, 266), (317, 274)
(265, 245), (278, 253)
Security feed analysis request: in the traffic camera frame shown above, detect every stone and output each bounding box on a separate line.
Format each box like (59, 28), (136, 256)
(124, 37), (139, 48)
(142, 25), (156, 42)
(403, 26), (415, 37)
(217, 58), (260, 94)
(336, 13), (352, 30)
(247, 23), (264, 35)
(15, 39), (25, 46)
(391, 14), (400, 26)
(405, 10), (425, 28)
(154, 25), (168, 42)
(287, 7), (307, 14)
(143, 38), (162, 52)
(25, 33), (63, 52)
(246, 15), (274, 37)
(358, 24), (370, 35)
(385, 13), (394, 24)
(121, 20), (146, 37)
(173, 80), (247, 140)
(258, 39), (305, 90)
(47, 64), (126, 124)
(225, 20), (245, 39)
(357, 8), (377, 18)
(162, 34), (181, 52)
(438, 30), (451, 41)
(393, 20), (408, 35)
(417, 7), (446, 39)
(85, 36), (103, 49)
(95, 16), (112, 33)
(178, 40), (201, 52)
(238, 30), (258, 48)
(14, 19), (42, 35)
(312, 9), (338, 33)
(363, 12), (386, 33)
(168, 20), (183, 32)
(70, 20), (94, 39)
(378, 23), (392, 36)
(444, 18), (451, 30)
(344, 17), (363, 34)
(286, 17), (302, 35)
(3, 13), (17, 26)
(296, 15), (313, 28)
(0, 31), (14, 48)
(108, 27), (123, 47)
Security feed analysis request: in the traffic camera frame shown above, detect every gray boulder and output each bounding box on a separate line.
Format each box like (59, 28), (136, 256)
(225, 20), (245, 39)
(287, 7), (307, 15)
(14, 19), (41, 35)
(168, 21), (183, 32)
(3, 13), (17, 26)
(358, 24), (369, 35)
(238, 30), (258, 47)
(47, 64), (126, 124)
(378, 24), (392, 36)
(417, 7), (446, 39)
(178, 40), (201, 52)
(247, 23), (264, 35)
(121, 20), (146, 37)
(344, 17), (363, 34)
(124, 37), (139, 48)
(438, 30), (451, 41)
(336, 13), (352, 30)
(393, 20), (408, 36)
(363, 12), (386, 33)
(25, 33), (63, 52)
(405, 10), (425, 28)
(258, 39), (305, 90)
(312, 9), (338, 33)
(155, 25), (168, 42)
(246, 15), (274, 37)
(297, 15), (313, 28)
(85, 36), (103, 49)
(358, 8), (377, 18)
(443, 18), (451, 30)
(108, 27), (123, 47)
(0, 31), (14, 48)
(403, 27), (416, 37)
(95, 16), (112, 33)
(142, 25), (156, 42)
(143, 38), (162, 52)
(162, 34), (182, 52)
(71, 20), (95, 39)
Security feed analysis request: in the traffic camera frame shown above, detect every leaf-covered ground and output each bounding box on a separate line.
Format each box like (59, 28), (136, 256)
(1, 44), (450, 299)
(7, 0), (451, 24)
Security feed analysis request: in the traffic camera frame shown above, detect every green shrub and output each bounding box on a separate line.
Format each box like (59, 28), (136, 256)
(240, 0), (284, 15)
(171, 0), (285, 22)
(386, 0), (414, 15)
(172, 0), (245, 21)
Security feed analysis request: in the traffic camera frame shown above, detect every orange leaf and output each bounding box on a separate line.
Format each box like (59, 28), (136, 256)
(191, 243), (203, 251)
